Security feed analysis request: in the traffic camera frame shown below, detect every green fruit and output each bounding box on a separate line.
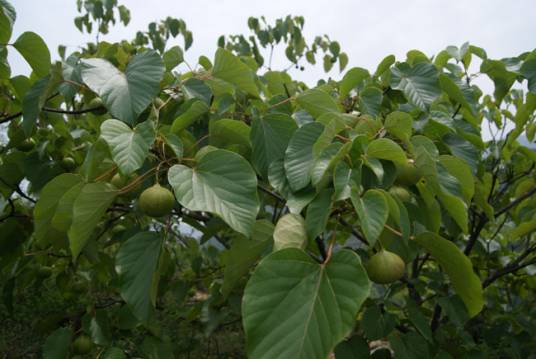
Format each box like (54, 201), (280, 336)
(366, 250), (405, 284)
(61, 157), (76, 171)
(16, 138), (35, 152)
(111, 173), (128, 188)
(395, 161), (422, 186)
(72, 335), (92, 354)
(389, 186), (411, 202)
(139, 184), (175, 217)
(88, 97), (107, 115)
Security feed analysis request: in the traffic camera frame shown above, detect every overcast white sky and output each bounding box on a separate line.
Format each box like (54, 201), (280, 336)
(9, 0), (536, 85)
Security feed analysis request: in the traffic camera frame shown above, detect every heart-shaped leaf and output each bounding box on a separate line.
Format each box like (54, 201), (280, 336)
(243, 248), (370, 359)
(81, 50), (164, 124)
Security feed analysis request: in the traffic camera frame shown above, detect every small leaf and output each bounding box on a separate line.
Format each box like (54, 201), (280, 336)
(243, 248), (371, 359)
(384, 111), (413, 142)
(0, 0), (16, 43)
(351, 189), (389, 246)
(340, 67), (370, 97)
(414, 232), (484, 317)
(162, 45), (183, 71)
(100, 119), (155, 175)
(367, 138), (407, 164)
(116, 231), (163, 323)
(168, 149), (259, 236)
(81, 50), (165, 124)
(296, 88), (341, 118)
(13, 32), (51, 77)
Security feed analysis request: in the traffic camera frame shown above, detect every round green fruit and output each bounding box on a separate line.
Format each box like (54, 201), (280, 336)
(111, 173), (128, 189)
(88, 97), (107, 115)
(389, 186), (411, 202)
(37, 266), (52, 278)
(366, 250), (406, 284)
(139, 184), (175, 217)
(61, 157), (76, 171)
(16, 138), (35, 152)
(395, 161), (422, 186)
(72, 335), (92, 354)
(111, 224), (127, 235)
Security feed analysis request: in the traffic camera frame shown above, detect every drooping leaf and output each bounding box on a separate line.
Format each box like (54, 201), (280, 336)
(414, 232), (484, 317)
(13, 31), (51, 77)
(21, 75), (52, 136)
(480, 59), (516, 104)
(243, 248), (371, 359)
(34, 174), (83, 241)
(284, 122), (324, 191)
(366, 138), (407, 164)
(116, 231), (163, 323)
(390, 62), (441, 111)
(80, 50), (165, 124)
(305, 188), (333, 240)
(212, 48), (259, 97)
(168, 149), (259, 236)
(351, 189), (388, 246)
(250, 113), (297, 178)
(100, 119), (155, 175)
(221, 220), (274, 296)
(273, 213), (307, 251)
(68, 182), (118, 258)
(171, 99), (209, 133)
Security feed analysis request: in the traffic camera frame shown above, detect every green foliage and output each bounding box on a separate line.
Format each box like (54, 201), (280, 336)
(1, 0), (536, 357)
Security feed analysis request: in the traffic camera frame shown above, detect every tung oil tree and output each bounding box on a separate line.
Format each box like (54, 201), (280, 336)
(0, 1), (535, 358)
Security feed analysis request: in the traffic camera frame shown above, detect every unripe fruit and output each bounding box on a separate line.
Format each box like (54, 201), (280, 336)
(366, 250), (405, 284)
(389, 186), (411, 202)
(139, 184), (175, 217)
(88, 97), (107, 115)
(395, 161), (422, 186)
(72, 335), (92, 354)
(16, 138), (35, 152)
(61, 157), (76, 171)
(37, 266), (52, 278)
(111, 173), (128, 189)
(111, 224), (127, 235)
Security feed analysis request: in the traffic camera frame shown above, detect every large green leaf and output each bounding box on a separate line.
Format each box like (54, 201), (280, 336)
(284, 122), (324, 191)
(351, 189), (388, 246)
(243, 248), (371, 359)
(116, 231), (163, 323)
(42, 327), (73, 359)
(390, 62), (441, 111)
(366, 138), (407, 164)
(221, 220), (274, 296)
(34, 174), (83, 241)
(209, 118), (252, 155)
(168, 149), (259, 236)
(273, 213), (307, 251)
(250, 113), (297, 178)
(13, 31), (50, 77)
(296, 88), (341, 118)
(414, 232), (484, 317)
(480, 59), (516, 104)
(21, 75), (52, 136)
(81, 50), (164, 124)
(212, 48), (259, 97)
(68, 182), (118, 258)
(439, 155), (474, 202)
(100, 119), (155, 175)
